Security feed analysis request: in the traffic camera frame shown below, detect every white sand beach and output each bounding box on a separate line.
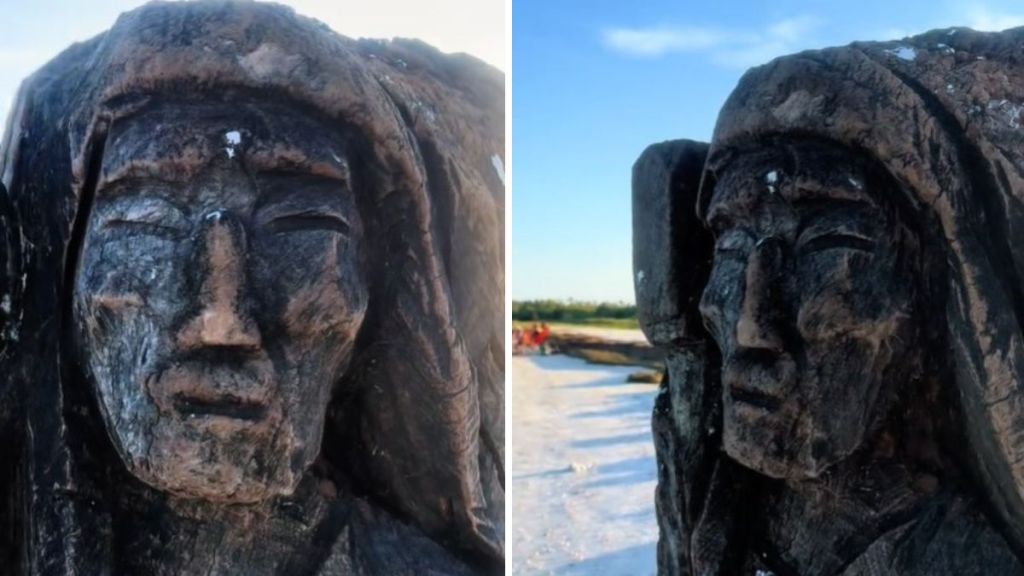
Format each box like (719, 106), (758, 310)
(547, 326), (648, 344)
(508, 354), (659, 575)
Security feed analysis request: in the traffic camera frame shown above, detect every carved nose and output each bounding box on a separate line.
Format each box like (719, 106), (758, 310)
(736, 236), (785, 352)
(177, 212), (261, 351)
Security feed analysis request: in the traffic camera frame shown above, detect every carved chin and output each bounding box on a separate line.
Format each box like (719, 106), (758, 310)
(722, 400), (860, 480)
(724, 435), (836, 480)
(122, 411), (313, 503)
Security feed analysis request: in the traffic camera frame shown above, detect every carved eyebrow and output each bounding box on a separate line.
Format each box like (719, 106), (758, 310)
(792, 198), (883, 243)
(99, 159), (198, 189)
(244, 148), (350, 183)
(94, 196), (188, 238)
(705, 206), (735, 232)
(253, 172), (352, 212)
(704, 176), (764, 229)
(705, 190), (750, 230)
(99, 143), (350, 188)
(782, 178), (879, 207)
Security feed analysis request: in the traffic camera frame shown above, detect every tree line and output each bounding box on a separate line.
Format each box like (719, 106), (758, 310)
(511, 300), (637, 322)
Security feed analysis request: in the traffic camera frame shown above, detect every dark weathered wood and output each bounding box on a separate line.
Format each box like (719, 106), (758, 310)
(636, 26), (1024, 575)
(633, 139), (713, 347)
(0, 2), (503, 574)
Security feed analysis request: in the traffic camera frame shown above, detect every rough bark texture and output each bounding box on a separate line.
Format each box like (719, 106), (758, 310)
(0, 2), (503, 574)
(635, 26), (1024, 575)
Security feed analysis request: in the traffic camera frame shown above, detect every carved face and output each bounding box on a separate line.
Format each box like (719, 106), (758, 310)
(72, 101), (368, 502)
(699, 143), (918, 479)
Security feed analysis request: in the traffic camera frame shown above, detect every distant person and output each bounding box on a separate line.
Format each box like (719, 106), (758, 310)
(537, 323), (551, 345)
(519, 327), (534, 350)
(536, 323), (552, 355)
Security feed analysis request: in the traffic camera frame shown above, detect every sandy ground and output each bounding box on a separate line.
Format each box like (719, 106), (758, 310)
(508, 354), (659, 575)
(547, 325), (648, 343)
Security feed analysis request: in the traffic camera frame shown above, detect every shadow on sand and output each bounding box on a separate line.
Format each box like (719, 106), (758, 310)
(570, 431), (652, 449)
(555, 542), (659, 575)
(583, 456), (658, 489)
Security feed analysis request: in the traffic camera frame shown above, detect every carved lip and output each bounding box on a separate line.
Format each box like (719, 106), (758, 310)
(172, 393), (269, 421)
(150, 357), (275, 421)
(722, 350), (796, 412)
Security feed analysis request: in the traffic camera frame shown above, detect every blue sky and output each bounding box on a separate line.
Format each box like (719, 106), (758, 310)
(0, 0), (503, 140)
(512, 0), (1024, 303)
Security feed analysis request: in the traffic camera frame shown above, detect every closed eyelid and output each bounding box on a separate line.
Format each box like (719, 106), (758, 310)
(264, 210), (352, 235)
(254, 180), (353, 233)
(253, 171), (352, 207)
(98, 198), (187, 229)
(795, 201), (880, 252)
(798, 231), (876, 254)
(103, 220), (183, 237)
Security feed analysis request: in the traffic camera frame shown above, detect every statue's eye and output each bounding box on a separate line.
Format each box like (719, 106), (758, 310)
(798, 231), (875, 255)
(714, 229), (752, 259)
(104, 219), (182, 238)
(266, 211), (351, 236)
(100, 200), (187, 239)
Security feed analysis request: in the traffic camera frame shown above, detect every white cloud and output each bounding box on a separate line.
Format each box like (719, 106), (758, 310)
(601, 16), (819, 68)
(965, 7), (1024, 32)
(602, 26), (738, 56)
(767, 16), (817, 40)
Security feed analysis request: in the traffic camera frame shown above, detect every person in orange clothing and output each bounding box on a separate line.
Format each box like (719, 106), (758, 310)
(535, 323), (551, 347)
(519, 327), (534, 349)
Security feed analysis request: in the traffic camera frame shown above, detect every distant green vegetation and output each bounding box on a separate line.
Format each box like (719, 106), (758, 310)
(512, 300), (638, 329)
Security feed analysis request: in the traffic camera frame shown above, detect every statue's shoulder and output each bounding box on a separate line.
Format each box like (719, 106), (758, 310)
(843, 493), (1021, 575)
(317, 496), (480, 575)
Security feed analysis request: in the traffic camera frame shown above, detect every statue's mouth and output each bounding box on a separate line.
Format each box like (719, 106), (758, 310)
(172, 393), (268, 420)
(150, 358), (275, 422)
(722, 349), (796, 412)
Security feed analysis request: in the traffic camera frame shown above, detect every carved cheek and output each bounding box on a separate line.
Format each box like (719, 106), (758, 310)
(795, 251), (884, 340)
(81, 256), (161, 309)
(76, 227), (186, 315)
(797, 290), (859, 342)
(281, 238), (366, 339)
(76, 250), (141, 342)
(75, 251), (189, 389)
